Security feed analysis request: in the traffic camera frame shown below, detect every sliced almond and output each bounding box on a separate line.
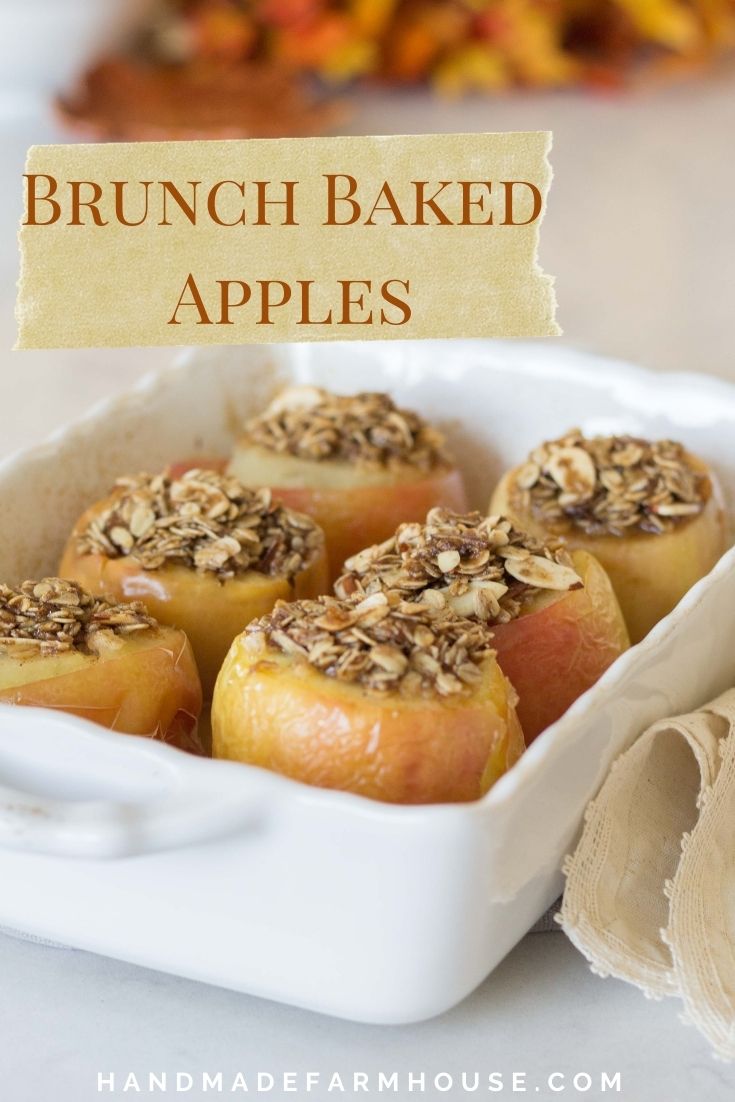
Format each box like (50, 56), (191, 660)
(87, 628), (125, 655)
(194, 535), (241, 571)
(436, 671), (463, 696)
(420, 589), (447, 610)
(611, 444), (644, 467)
(109, 525), (134, 552)
(653, 501), (702, 517)
(458, 548), (490, 573)
(353, 591), (389, 617)
(471, 579), (509, 599)
(544, 446), (597, 499)
(515, 461), (541, 490)
(412, 625), (436, 647)
(444, 590), (479, 617)
(370, 644), (409, 675)
(504, 554), (583, 591)
(265, 385), (325, 416)
(129, 505), (156, 539)
(497, 545), (530, 560)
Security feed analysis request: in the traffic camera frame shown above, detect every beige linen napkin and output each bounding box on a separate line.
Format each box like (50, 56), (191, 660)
(559, 689), (735, 1061)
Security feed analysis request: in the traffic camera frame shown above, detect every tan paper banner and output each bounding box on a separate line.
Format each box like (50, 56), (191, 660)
(17, 132), (558, 348)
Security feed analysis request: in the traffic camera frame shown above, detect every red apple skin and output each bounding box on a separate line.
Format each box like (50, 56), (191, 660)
(0, 627), (204, 754)
(268, 470), (468, 584)
(212, 645), (524, 805)
(491, 549), (629, 743)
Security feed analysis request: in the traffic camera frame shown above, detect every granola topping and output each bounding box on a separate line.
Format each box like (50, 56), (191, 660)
(245, 592), (496, 697)
(334, 509), (582, 624)
(76, 469), (324, 580)
(241, 386), (451, 471)
(517, 429), (708, 536)
(0, 578), (156, 657)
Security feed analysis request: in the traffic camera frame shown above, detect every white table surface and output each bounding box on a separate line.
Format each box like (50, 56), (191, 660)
(2, 74), (735, 1101)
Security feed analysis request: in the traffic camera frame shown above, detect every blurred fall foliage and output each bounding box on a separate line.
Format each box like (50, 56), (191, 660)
(58, 1), (735, 138)
(151, 0), (735, 92)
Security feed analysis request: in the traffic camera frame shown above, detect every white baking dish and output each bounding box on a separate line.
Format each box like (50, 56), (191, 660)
(1, 340), (735, 1025)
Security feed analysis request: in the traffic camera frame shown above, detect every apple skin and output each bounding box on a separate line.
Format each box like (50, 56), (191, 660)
(212, 643), (524, 805)
(228, 444), (469, 584)
(59, 504), (329, 699)
(490, 549), (629, 743)
(491, 457), (727, 644)
(0, 627), (204, 754)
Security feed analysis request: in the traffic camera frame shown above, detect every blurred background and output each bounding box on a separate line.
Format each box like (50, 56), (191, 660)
(1, 12), (733, 1094)
(1, 0), (734, 453)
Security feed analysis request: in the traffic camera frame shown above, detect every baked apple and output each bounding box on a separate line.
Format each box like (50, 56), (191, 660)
(59, 469), (328, 698)
(335, 509), (630, 743)
(212, 592), (523, 804)
(0, 577), (203, 752)
(490, 430), (727, 643)
(227, 386), (469, 583)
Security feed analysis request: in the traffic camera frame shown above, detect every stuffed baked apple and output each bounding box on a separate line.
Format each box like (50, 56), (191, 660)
(490, 430), (726, 643)
(0, 577), (203, 752)
(335, 508), (629, 743)
(227, 386), (468, 582)
(59, 469), (327, 697)
(212, 592), (523, 804)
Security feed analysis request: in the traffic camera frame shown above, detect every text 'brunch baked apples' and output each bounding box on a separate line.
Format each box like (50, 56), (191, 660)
(59, 469), (328, 698)
(490, 429), (727, 644)
(335, 509), (630, 744)
(227, 386), (469, 583)
(212, 593), (524, 805)
(0, 578), (203, 753)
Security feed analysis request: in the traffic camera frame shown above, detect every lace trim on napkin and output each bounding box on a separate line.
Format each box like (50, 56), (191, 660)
(560, 689), (735, 1061)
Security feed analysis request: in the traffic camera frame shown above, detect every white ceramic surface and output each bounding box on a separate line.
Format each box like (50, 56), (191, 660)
(1, 340), (734, 1024)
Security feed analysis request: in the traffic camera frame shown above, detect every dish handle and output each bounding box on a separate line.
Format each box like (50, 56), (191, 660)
(0, 707), (267, 860)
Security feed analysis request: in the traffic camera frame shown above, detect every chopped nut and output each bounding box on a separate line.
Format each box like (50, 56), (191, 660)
(436, 549), (461, 573)
(76, 469), (324, 581)
(241, 387), (452, 471)
(0, 578), (156, 656)
(335, 508), (582, 624)
(517, 429), (708, 537)
(247, 593), (495, 697)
